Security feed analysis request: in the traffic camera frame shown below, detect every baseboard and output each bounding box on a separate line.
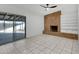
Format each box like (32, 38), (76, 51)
(26, 34), (43, 39)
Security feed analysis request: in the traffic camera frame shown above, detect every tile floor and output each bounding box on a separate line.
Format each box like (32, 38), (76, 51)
(0, 34), (79, 54)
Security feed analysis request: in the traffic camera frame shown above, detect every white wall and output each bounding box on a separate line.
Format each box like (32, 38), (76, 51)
(0, 4), (44, 38)
(60, 4), (78, 34)
(26, 14), (44, 37)
(78, 5), (79, 40)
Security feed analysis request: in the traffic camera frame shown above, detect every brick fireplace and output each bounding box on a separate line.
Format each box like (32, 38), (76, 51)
(44, 11), (61, 33)
(44, 11), (78, 40)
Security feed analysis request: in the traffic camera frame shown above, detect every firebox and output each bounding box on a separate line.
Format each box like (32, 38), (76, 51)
(50, 26), (58, 32)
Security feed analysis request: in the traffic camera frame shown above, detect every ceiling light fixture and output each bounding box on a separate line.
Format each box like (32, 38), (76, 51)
(40, 4), (57, 11)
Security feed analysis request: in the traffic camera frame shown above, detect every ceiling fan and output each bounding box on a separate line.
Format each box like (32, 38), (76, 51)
(40, 4), (57, 11)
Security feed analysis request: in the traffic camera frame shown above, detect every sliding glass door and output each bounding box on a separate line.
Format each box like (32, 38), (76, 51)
(0, 12), (26, 45)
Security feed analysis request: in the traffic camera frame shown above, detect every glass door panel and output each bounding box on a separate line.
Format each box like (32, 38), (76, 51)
(13, 20), (25, 40)
(0, 20), (5, 44)
(0, 20), (13, 45)
(5, 20), (13, 42)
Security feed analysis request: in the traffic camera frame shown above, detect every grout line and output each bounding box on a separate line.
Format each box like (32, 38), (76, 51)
(59, 40), (66, 54)
(50, 40), (62, 53)
(71, 40), (74, 54)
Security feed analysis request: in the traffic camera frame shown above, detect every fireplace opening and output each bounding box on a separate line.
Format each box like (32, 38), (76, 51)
(50, 26), (58, 32)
